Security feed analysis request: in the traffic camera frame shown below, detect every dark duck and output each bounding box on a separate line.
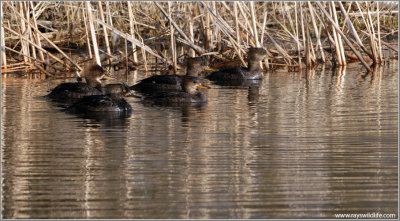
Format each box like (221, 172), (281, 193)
(65, 84), (133, 113)
(45, 63), (109, 102)
(130, 56), (208, 95)
(206, 47), (269, 82)
(143, 76), (209, 105)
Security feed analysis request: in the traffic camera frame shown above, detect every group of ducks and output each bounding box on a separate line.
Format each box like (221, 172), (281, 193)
(45, 47), (269, 115)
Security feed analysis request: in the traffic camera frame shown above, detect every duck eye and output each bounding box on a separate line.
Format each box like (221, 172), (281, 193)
(123, 89), (127, 93)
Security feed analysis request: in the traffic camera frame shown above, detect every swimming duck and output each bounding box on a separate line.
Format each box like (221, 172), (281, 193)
(65, 83), (132, 113)
(206, 48), (269, 81)
(143, 76), (209, 105)
(130, 56), (208, 95)
(45, 63), (108, 102)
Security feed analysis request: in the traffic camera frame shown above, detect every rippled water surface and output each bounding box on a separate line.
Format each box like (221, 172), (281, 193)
(2, 63), (398, 219)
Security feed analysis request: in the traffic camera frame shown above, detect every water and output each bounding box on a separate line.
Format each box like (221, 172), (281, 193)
(1, 63), (398, 219)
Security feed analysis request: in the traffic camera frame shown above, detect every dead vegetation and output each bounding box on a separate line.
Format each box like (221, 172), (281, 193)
(1, 1), (398, 76)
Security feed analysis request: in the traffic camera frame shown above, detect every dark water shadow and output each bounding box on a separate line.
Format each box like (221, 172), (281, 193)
(209, 79), (262, 88)
(65, 111), (132, 128)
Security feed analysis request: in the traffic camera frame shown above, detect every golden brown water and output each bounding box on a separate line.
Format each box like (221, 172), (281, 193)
(1, 63), (398, 219)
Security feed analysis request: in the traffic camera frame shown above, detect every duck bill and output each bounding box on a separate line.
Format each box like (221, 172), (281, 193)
(264, 56), (272, 60)
(204, 67), (217, 71)
(197, 85), (210, 89)
(101, 74), (115, 80)
(123, 89), (134, 97)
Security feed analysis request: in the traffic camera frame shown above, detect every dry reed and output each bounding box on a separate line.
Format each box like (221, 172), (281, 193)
(1, 1), (398, 76)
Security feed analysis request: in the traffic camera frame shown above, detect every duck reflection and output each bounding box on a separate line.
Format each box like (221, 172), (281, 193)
(209, 78), (262, 88)
(247, 86), (261, 104)
(72, 111), (132, 128)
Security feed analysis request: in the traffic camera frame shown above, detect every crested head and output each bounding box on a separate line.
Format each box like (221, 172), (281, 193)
(103, 83), (131, 98)
(247, 47), (268, 62)
(85, 64), (105, 77)
(187, 56), (208, 67)
(83, 63), (106, 88)
(186, 56), (208, 76)
(181, 76), (203, 94)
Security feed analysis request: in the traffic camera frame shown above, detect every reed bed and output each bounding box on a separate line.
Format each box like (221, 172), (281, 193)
(1, 1), (398, 76)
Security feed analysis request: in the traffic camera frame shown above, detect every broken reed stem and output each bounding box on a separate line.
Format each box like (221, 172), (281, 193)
(130, 5), (148, 73)
(82, 4), (92, 59)
(299, 2), (307, 66)
(338, 2), (373, 59)
(233, 2), (240, 47)
(295, 2), (302, 70)
(18, 2), (29, 63)
(86, 2), (101, 66)
(237, 2), (253, 41)
(127, 1), (138, 63)
(98, 1), (112, 64)
(308, 2), (325, 63)
(3, 25), (69, 69)
(376, 2), (383, 63)
(155, 2), (204, 54)
(105, 2), (113, 26)
(3, 1), (393, 74)
(29, 2), (44, 63)
(367, 4), (378, 64)
(4, 45), (54, 76)
(284, 2), (295, 38)
(125, 38), (128, 77)
(316, 2), (371, 71)
(26, 2), (37, 61)
(249, 1), (259, 47)
(131, 5), (148, 73)
(187, 4), (195, 57)
(329, 3), (343, 66)
(331, 2), (346, 66)
(4, 2), (82, 72)
(205, 2), (211, 50)
(168, 2), (177, 73)
(308, 22), (317, 64)
(300, 2), (311, 67)
(376, 38), (398, 52)
(209, 1), (216, 50)
(1, 2), (7, 68)
(140, 38), (148, 74)
(97, 19), (170, 64)
(260, 12), (269, 69)
(222, 1), (251, 47)
(304, 13), (311, 67)
(201, 2), (246, 65)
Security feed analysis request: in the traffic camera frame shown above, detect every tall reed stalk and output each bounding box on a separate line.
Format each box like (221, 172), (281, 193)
(86, 2), (101, 65)
(127, 2), (138, 63)
(30, 2), (44, 63)
(98, 2), (111, 61)
(1, 2), (7, 68)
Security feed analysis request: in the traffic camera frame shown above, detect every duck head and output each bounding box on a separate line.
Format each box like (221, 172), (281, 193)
(247, 47), (269, 62)
(181, 76), (210, 94)
(102, 83), (132, 98)
(82, 64), (108, 89)
(246, 47), (271, 71)
(186, 56), (209, 76)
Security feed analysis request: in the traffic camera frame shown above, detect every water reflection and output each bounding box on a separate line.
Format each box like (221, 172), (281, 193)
(67, 111), (132, 128)
(2, 62), (398, 219)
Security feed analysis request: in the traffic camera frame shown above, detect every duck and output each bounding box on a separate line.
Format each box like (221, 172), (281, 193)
(45, 63), (110, 102)
(64, 83), (132, 113)
(206, 47), (269, 81)
(130, 56), (208, 95)
(143, 76), (209, 105)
